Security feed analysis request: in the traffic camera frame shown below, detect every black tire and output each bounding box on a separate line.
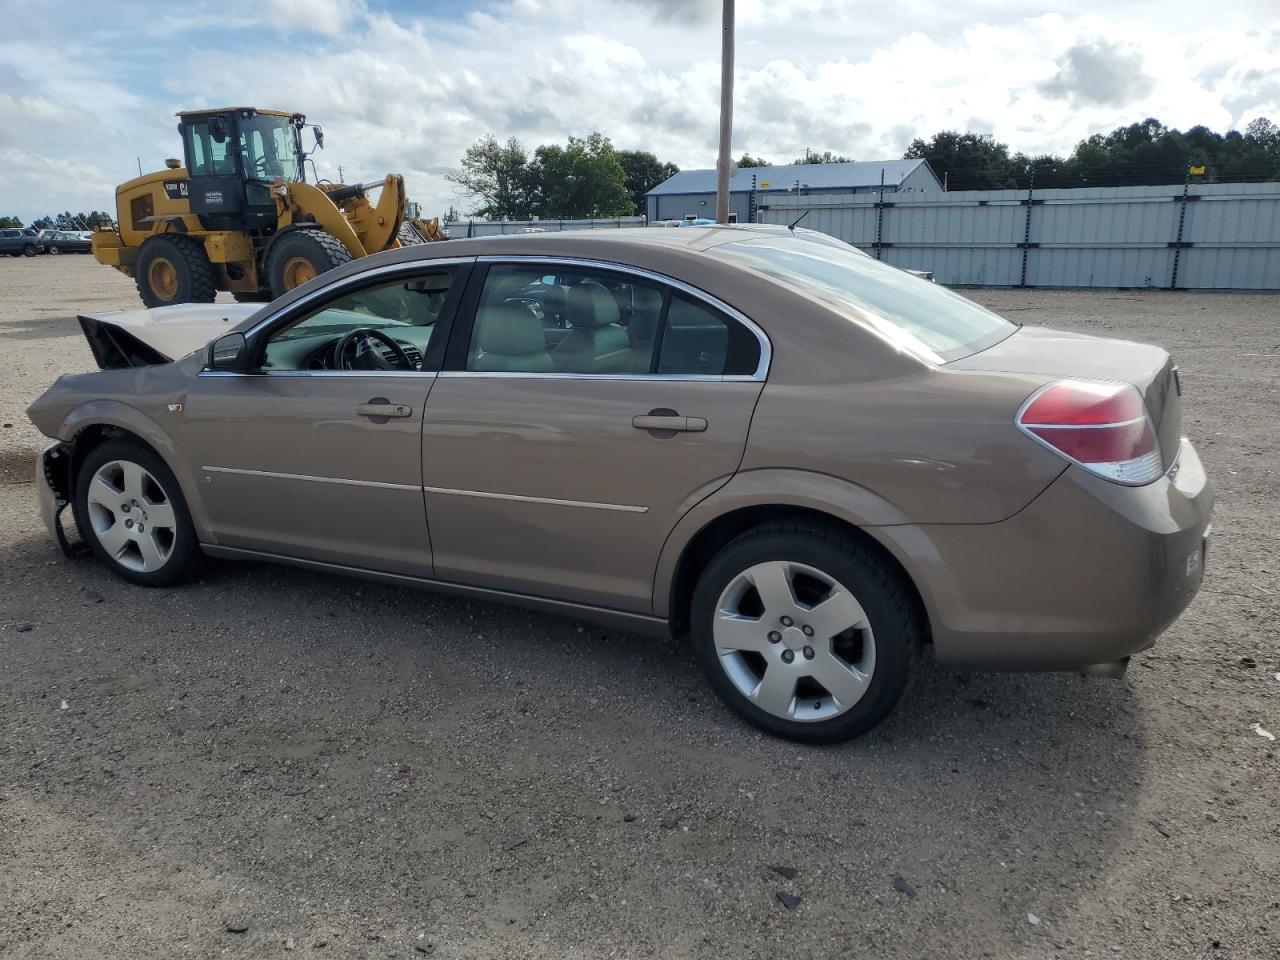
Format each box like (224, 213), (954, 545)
(265, 229), (353, 299)
(690, 521), (922, 744)
(23, 244), (37, 257)
(48, 245), (61, 255)
(135, 234), (216, 307)
(397, 221), (424, 246)
(72, 439), (199, 587)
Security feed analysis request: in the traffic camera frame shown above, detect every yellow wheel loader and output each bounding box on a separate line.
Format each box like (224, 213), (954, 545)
(92, 107), (444, 307)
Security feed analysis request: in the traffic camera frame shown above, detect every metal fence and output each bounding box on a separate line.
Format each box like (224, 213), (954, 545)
(755, 182), (1280, 289)
(445, 216), (646, 238)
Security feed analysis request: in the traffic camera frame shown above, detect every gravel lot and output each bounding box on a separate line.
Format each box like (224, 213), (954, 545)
(1, 255), (1277, 959)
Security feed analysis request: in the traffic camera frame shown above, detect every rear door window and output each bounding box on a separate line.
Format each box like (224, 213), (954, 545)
(465, 264), (761, 377)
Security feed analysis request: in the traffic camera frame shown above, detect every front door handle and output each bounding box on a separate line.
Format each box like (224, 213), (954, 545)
(357, 398), (413, 423)
(632, 412), (708, 433)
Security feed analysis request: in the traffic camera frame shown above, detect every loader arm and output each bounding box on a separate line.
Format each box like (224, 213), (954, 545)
(278, 181), (368, 258)
(347, 174), (407, 254)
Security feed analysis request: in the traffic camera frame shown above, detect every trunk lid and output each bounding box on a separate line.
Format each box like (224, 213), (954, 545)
(951, 326), (1182, 470)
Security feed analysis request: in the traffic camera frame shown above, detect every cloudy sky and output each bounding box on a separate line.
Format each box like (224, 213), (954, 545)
(1, 0), (1277, 222)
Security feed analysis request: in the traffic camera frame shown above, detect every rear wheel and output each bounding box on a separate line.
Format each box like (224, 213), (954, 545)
(72, 440), (199, 587)
(265, 229), (353, 299)
(691, 522), (920, 743)
(135, 234), (216, 307)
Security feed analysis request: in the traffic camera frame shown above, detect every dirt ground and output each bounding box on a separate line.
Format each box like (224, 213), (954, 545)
(1, 255), (1276, 959)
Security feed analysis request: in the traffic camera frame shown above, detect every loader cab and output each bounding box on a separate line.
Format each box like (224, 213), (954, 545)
(178, 108), (306, 233)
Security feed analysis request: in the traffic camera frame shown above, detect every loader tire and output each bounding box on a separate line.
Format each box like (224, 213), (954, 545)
(397, 221), (425, 246)
(265, 229), (353, 299)
(135, 234), (216, 307)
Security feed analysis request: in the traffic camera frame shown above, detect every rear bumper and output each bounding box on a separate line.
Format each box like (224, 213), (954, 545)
(881, 438), (1213, 671)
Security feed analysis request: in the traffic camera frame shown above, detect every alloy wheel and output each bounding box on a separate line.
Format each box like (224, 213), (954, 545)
(85, 460), (178, 573)
(713, 560), (876, 722)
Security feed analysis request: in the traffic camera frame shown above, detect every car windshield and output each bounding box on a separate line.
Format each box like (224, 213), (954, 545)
(708, 237), (1016, 363)
(239, 114), (302, 182)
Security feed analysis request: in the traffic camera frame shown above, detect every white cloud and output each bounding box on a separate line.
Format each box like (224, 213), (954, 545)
(0, 0), (1276, 222)
(265, 0), (365, 36)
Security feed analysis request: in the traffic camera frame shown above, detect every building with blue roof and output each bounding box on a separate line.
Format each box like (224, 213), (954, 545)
(644, 158), (942, 223)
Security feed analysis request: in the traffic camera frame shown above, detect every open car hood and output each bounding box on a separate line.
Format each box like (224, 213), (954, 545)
(78, 303), (259, 368)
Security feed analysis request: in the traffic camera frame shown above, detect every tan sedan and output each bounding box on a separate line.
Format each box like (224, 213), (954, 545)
(27, 226), (1212, 742)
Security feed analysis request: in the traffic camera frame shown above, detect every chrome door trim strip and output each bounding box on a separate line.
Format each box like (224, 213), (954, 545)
(202, 465), (420, 492)
(423, 485), (647, 513)
(202, 467), (648, 512)
(473, 255), (772, 380)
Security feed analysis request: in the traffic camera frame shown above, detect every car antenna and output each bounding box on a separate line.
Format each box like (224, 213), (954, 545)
(787, 210), (809, 232)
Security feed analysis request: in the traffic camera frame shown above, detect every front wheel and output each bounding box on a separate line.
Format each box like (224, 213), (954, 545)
(691, 522), (921, 743)
(48, 245), (61, 255)
(23, 244), (37, 257)
(72, 440), (199, 587)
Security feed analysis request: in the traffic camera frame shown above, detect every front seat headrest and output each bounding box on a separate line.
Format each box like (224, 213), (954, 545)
(566, 282), (621, 328)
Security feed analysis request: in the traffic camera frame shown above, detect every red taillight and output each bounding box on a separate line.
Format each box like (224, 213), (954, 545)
(1017, 380), (1163, 485)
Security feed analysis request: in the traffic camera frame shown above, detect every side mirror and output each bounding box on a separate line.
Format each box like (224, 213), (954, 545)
(313, 126), (325, 149)
(208, 332), (248, 371)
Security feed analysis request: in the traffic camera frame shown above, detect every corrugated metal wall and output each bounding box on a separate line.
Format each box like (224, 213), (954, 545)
(447, 216), (647, 237)
(756, 182), (1280, 289)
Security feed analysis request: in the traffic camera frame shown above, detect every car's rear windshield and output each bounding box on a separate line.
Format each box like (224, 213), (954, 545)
(708, 237), (1016, 363)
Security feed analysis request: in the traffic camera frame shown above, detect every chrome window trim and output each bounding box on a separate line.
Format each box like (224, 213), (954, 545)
(471, 255), (772, 381)
(199, 370), (439, 379)
(436, 371), (758, 383)
(240, 256), (476, 341)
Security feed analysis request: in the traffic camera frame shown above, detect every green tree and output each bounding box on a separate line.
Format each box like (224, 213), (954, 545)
(531, 133), (633, 219)
(736, 153), (771, 168)
(904, 131), (1019, 190)
(617, 149), (679, 215)
(446, 134), (536, 220)
(793, 148), (852, 164)
(0, 215), (21, 228)
(27, 210), (112, 230)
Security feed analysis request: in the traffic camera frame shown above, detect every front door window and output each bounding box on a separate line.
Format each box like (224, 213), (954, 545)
(262, 270), (456, 373)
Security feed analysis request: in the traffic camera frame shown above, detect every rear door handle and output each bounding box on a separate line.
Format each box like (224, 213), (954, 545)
(357, 399), (413, 422)
(632, 414), (708, 433)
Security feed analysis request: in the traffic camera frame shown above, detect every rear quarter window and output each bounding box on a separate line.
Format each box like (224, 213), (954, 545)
(708, 237), (1016, 363)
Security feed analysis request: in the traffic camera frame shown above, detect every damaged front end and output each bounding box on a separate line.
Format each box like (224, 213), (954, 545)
(76, 303), (257, 369)
(36, 440), (85, 556)
(79, 315), (171, 369)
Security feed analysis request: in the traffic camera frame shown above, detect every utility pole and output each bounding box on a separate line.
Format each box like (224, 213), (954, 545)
(714, 0), (735, 224)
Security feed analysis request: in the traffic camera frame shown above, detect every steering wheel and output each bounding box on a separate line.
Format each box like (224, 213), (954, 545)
(333, 328), (414, 371)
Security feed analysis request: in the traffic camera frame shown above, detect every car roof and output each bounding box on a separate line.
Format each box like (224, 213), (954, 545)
(424, 223), (862, 257)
